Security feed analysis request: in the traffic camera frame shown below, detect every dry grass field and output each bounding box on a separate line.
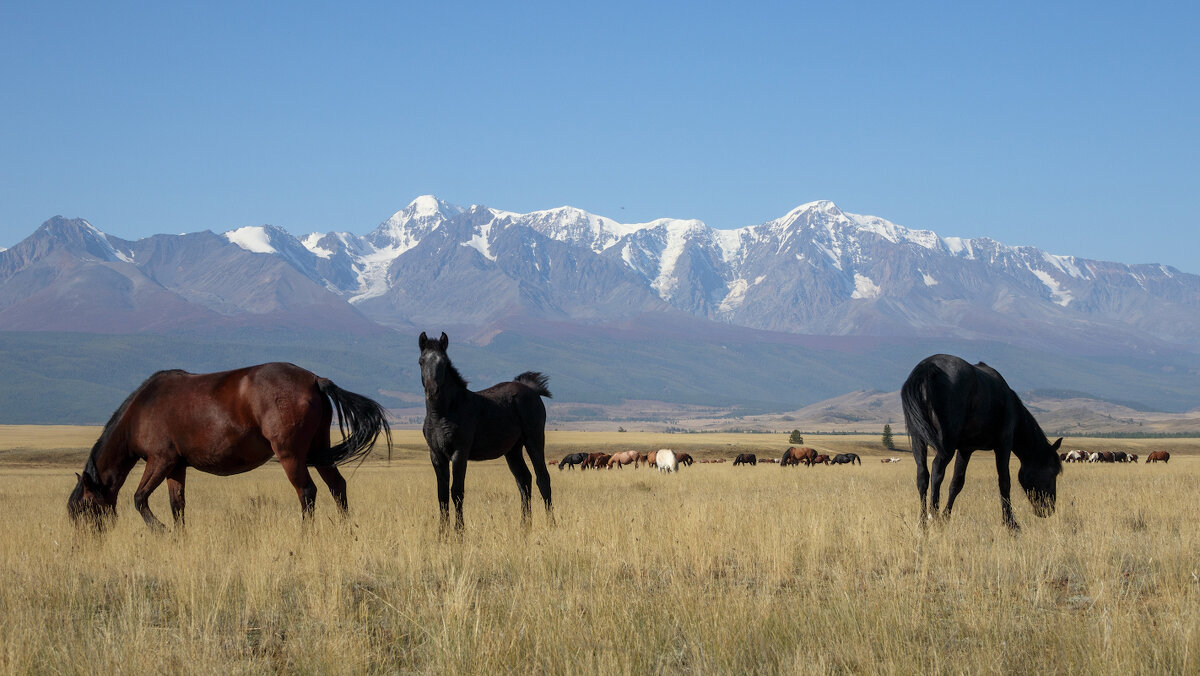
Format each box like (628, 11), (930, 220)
(1, 428), (1197, 673)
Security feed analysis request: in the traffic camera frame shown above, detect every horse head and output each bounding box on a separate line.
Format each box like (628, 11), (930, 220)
(418, 331), (457, 397)
(1018, 437), (1062, 517)
(68, 471), (117, 529)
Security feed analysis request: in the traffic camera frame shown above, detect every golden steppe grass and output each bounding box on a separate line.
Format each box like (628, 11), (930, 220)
(0, 428), (1197, 673)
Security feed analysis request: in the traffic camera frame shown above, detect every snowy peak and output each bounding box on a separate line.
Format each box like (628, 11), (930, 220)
(367, 195), (465, 251)
(31, 216), (131, 263)
(406, 194), (464, 221)
(225, 224), (286, 254)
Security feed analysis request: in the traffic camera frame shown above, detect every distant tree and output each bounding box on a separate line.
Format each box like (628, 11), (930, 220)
(788, 429), (804, 445)
(882, 424), (895, 450)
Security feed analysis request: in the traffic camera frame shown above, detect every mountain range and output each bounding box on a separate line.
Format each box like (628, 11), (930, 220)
(2, 197), (1199, 423)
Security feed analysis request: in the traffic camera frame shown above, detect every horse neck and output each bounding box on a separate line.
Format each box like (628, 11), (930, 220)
(87, 423), (139, 497)
(424, 377), (467, 415)
(1012, 406), (1049, 460)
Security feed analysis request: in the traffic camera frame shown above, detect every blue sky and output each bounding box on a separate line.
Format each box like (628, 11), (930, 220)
(2, 2), (1197, 271)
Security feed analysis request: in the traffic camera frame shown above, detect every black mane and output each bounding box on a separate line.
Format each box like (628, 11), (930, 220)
(1013, 400), (1064, 475)
(80, 369), (186, 485)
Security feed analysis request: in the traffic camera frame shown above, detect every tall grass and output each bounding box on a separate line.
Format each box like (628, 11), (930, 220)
(0, 444), (1196, 673)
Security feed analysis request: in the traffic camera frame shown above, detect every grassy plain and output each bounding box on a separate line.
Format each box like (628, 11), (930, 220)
(1, 427), (1197, 673)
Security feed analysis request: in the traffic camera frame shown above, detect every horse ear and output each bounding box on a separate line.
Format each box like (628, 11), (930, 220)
(79, 471), (100, 494)
(438, 332), (449, 351)
(418, 331), (428, 350)
(1051, 437), (1063, 451)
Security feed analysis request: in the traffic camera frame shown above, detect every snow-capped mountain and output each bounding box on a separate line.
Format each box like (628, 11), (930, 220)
(200, 195), (1197, 353)
(3, 198), (1199, 357)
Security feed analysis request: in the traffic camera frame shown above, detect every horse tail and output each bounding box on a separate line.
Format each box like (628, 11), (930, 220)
(311, 379), (393, 466)
(514, 371), (552, 398)
(901, 362), (942, 456)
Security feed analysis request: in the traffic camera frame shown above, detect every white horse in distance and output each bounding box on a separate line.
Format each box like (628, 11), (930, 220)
(656, 449), (678, 473)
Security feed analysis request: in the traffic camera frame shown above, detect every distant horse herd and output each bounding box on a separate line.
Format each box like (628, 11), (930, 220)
(67, 338), (1183, 535)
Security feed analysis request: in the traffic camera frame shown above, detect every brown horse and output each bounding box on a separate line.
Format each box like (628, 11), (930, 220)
(582, 453), (611, 470)
(781, 447), (816, 467)
(808, 454), (830, 466)
(607, 451), (640, 469)
(647, 451), (658, 467)
(68, 363), (391, 531)
(1146, 451), (1170, 463)
(676, 453), (694, 466)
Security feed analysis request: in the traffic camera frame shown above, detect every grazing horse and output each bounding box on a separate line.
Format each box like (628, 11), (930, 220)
(902, 354), (1062, 530)
(418, 332), (553, 533)
(733, 453), (757, 466)
(1065, 450), (1087, 463)
(830, 453), (861, 465)
(676, 453), (694, 467)
(558, 453), (588, 470)
(1146, 451), (1170, 463)
(807, 454), (830, 466)
(1113, 451), (1128, 463)
(656, 449), (678, 473)
(1128, 453), (1139, 463)
(68, 363), (391, 531)
(881, 457), (902, 463)
(647, 451), (658, 467)
(781, 447), (816, 467)
(607, 450), (640, 469)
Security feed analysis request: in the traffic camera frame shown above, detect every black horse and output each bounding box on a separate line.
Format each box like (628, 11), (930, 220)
(901, 354), (1062, 530)
(830, 453), (861, 465)
(733, 453), (757, 466)
(558, 453), (588, 470)
(419, 332), (553, 533)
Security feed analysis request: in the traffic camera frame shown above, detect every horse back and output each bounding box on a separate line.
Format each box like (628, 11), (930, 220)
(903, 354), (1021, 450)
(124, 363), (326, 473)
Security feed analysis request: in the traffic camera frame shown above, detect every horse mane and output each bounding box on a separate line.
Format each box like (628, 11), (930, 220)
(514, 371), (551, 398)
(81, 370), (186, 485)
(437, 354), (469, 391)
(1013, 399), (1064, 475)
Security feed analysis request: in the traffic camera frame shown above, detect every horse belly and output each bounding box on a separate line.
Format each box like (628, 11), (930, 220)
(183, 437), (275, 476)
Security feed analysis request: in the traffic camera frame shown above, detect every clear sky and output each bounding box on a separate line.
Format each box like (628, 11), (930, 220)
(2, 2), (1197, 271)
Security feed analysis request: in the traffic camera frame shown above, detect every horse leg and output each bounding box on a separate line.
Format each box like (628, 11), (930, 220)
(943, 451), (973, 518)
(316, 466), (348, 514)
(430, 453), (451, 535)
(995, 448), (1020, 531)
(167, 464), (186, 528)
(912, 440), (931, 527)
(132, 457), (178, 532)
(522, 425), (553, 525)
(278, 457), (318, 520)
(531, 452), (554, 526)
(504, 446), (534, 530)
(929, 452), (952, 520)
(450, 451), (469, 532)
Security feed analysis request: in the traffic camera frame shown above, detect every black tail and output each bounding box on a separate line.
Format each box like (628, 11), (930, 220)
(900, 363), (942, 455)
(310, 379), (392, 466)
(514, 371), (552, 398)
